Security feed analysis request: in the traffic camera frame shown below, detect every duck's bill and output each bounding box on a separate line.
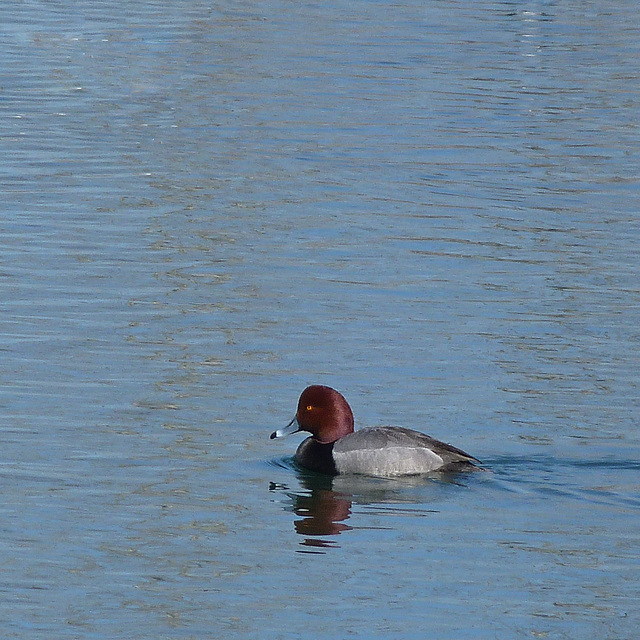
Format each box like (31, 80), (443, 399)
(270, 416), (300, 440)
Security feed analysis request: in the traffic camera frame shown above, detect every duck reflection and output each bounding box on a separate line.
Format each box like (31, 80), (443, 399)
(269, 464), (463, 551)
(270, 472), (353, 550)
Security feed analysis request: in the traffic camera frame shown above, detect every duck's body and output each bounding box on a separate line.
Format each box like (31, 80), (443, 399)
(271, 385), (478, 477)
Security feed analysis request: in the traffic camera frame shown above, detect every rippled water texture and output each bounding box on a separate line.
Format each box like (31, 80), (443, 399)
(2, 1), (639, 638)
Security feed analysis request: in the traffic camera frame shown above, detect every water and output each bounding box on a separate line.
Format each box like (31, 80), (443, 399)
(2, 0), (639, 638)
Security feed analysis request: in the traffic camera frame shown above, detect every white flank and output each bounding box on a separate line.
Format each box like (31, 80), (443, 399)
(333, 446), (444, 477)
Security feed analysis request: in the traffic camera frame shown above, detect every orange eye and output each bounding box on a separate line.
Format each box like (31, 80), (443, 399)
(306, 405), (313, 411)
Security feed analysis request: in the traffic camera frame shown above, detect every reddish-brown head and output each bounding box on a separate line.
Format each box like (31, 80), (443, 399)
(295, 385), (354, 444)
(271, 385), (355, 444)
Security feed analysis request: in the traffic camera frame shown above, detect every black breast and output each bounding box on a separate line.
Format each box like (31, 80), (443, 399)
(295, 437), (338, 475)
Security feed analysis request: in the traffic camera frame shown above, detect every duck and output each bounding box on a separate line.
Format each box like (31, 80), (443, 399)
(270, 385), (479, 477)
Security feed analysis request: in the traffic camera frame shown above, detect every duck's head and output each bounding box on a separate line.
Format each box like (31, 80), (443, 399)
(270, 385), (355, 444)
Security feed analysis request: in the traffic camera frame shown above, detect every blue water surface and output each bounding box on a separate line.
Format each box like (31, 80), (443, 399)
(2, 1), (639, 638)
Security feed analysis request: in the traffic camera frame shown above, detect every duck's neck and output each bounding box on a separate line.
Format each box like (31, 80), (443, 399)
(296, 438), (338, 475)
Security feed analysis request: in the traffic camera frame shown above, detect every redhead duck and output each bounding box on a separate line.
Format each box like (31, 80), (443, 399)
(270, 385), (479, 476)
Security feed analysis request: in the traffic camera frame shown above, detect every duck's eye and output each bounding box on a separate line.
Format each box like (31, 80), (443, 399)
(306, 405), (313, 411)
